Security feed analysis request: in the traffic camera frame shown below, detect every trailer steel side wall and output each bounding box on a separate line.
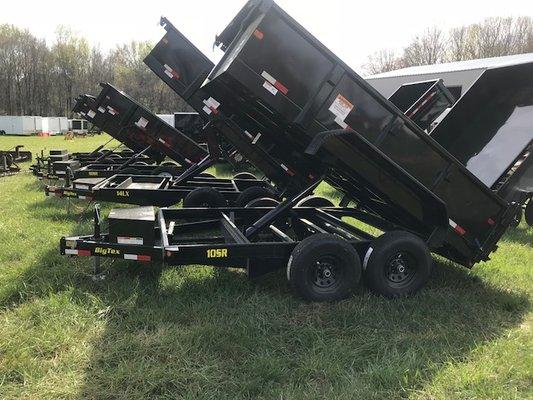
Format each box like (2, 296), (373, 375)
(430, 64), (533, 191)
(205, 0), (509, 265)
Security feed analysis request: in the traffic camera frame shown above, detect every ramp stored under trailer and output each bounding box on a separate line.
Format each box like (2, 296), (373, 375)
(61, 1), (518, 301)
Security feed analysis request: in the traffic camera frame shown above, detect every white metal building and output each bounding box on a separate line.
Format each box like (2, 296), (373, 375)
(366, 53), (533, 99)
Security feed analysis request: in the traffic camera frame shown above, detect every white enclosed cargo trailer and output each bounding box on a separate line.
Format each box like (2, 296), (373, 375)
(0, 116), (43, 135)
(42, 117), (69, 135)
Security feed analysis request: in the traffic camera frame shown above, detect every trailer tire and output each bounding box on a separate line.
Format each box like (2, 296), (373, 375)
(296, 196), (334, 208)
(161, 161), (180, 167)
(525, 200), (533, 227)
(364, 231), (431, 298)
(244, 197), (280, 208)
(235, 186), (278, 207)
(287, 233), (361, 302)
(183, 187), (226, 208)
(233, 172), (257, 180)
(152, 165), (178, 177)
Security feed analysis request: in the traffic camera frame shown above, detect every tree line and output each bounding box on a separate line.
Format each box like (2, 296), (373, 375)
(365, 16), (533, 74)
(1, 16), (532, 117)
(0, 24), (190, 117)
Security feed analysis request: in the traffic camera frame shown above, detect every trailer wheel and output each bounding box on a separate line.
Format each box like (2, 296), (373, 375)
(161, 161), (180, 167)
(287, 233), (361, 302)
(525, 200), (533, 227)
(107, 153), (121, 159)
(233, 172), (257, 180)
(244, 197), (280, 208)
(133, 162), (148, 166)
(296, 196), (334, 208)
(183, 187), (226, 208)
(364, 231), (432, 298)
(152, 165), (178, 178)
(235, 186), (278, 207)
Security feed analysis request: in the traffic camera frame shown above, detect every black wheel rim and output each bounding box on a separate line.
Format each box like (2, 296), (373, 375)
(385, 252), (417, 288)
(308, 255), (344, 293)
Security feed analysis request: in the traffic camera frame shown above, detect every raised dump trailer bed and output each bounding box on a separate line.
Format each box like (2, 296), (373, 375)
(387, 80), (455, 132)
(60, 2), (518, 302)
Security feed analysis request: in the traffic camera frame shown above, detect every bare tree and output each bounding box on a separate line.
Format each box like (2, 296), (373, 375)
(364, 49), (402, 74)
(403, 27), (448, 66)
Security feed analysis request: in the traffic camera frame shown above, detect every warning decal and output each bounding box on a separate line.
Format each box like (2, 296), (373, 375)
(135, 117), (149, 129)
(87, 110), (96, 119)
(329, 94), (354, 128)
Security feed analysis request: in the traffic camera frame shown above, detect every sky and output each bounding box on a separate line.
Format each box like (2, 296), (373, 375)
(1, 0), (532, 72)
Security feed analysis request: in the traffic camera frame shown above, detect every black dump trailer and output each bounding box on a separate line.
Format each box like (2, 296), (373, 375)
(60, 1), (519, 301)
(387, 80), (455, 132)
(30, 94), (162, 180)
(45, 82), (209, 184)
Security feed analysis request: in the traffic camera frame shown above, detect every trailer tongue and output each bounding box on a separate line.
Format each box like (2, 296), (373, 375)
(60, 1), (519, 301)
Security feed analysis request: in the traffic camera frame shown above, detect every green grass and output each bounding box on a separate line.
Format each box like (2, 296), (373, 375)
(0, 135), (532, 399)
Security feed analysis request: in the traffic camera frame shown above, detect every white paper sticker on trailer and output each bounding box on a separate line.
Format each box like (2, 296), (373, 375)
(263, 81), (278, 96)
(117, 237), (144, 245)
(202, 105), (212, 115)
(87, 110), (96, 119)
(329, 94), (354, 126)
(98, 107), (106, 113)
(135, 117), (149, 129)
(164, 70), (174, 79)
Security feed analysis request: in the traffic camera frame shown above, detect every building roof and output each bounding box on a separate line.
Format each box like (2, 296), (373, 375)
(366, 53), (533, 79)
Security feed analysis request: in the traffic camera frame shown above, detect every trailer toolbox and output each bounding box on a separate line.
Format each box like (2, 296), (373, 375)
(108, 207), (156, 247)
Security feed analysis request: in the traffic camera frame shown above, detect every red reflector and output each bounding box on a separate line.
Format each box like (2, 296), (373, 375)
(286, 169), (296, 177)
(138, 255), (151, 262)
(78, 250), (91, 257)
(487, 218), (495, 225)
(253, 29), (264, 40)
(210, 106), (219, 115)
(273, 80), (289, 95)
(454, 225), (466, 236)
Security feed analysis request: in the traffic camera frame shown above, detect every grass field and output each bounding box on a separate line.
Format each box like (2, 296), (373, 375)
(0, 135), (531, 399)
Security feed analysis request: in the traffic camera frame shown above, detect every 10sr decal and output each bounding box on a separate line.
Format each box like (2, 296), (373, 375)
(206, 248), (228, 258)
